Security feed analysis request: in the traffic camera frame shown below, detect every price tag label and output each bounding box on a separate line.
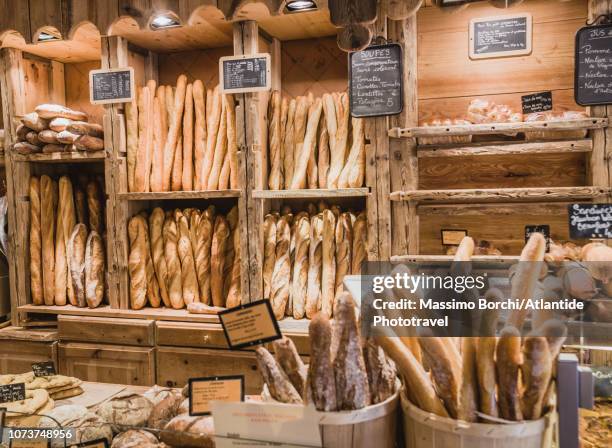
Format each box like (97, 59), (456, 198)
(31, 362), (56, 378)
(89, 68), (134, 105)
(73, 438), (109, 447)
(189, 375), (244, 416)
(218, 299), (281, 350)
(0, 384), (25, 404)
(525, 225), (550, 252)
(441, 229), (468, 246)
(521, 91), (552, 114)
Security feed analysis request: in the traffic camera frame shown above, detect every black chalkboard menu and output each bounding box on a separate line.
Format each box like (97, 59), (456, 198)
(568, 203), (612, 239)
(0, 383), (25, 404)
(469, 14), (532, 59)
(575, 24), (612, 106)
(89, 68), (134, 105)
(349, 44), (403, 118)
(220, 54), (270, 94)
(521, 91), (552, 114)
(32, 361), (56, 377)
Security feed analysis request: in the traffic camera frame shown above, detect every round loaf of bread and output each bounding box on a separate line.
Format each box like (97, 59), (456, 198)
(97, 393), (153, 432)
(160, 414), (215, 448)
(111, 429), (160, 448)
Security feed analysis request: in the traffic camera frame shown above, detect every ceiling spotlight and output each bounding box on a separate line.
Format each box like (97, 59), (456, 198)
(35, 28), (61, 43)
(150, 13), (182, 30)
(37, 32), (61, 42)
(285, 0), (317, 13)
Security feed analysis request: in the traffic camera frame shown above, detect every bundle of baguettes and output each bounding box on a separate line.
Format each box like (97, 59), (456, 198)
(126, 77), (239, 193)
(14, 104), (103, 155)
(267, 91), (365, 190)
(127, 206), (241, 311)
(263, 203), (367, 321)
(29, 174), (106, 308)
(256, 292), (397, 410)
(379, 234), (566, 423)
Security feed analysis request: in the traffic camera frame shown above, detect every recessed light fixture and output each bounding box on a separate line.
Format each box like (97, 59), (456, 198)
(150, 13), (182, 30)
(37, 32), (61, 42)
(285, 0), (317, 13)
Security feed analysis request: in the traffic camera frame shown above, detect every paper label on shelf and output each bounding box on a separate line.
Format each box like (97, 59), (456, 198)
(441, 229), (468, 246)
(89, 68), (134, 105)
(218, 299), (281, 349)
(189, 376), (244, 415)
(212, 401), (322, 448)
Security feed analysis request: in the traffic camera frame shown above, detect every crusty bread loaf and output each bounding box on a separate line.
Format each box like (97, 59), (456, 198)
(268, 91), (283, 190)
(160, 415), (215, 448)
(273, 337), (307, 397)
(66, 122), (103, 138)
(334, 212), (352, 301)
(351, 212), (367, 274)
(271, 216), (291, 320)
(363, 339), (397, 404)
(25, 131), (42, 146)
(38, 130), (60, 144)
(42, 143), (68, 153)
(49, 118), (72, 132)
(74, 135), (104, 151)
(496, 326), (523, 421)
(68, 224), (88, 308)
(182, 83), (194, 191)
(59, 176), (77, 306)
(22, 112), (48, 132)
(306, 313), (337, 410)
(140, 217), (161, 308)
(125, 91), (139, 192)
(283, 99), (297, 189)
(176, 211), (199, 305)
(40, 176), (56, 306)
(210, 215), (229, 307)
(321, 209), (336, 318)
(521, 336), (552, 420)
(29, 177), (43, 305)
(256, 347), (302, 404)
(291, 99), (323, 190)
(263, 214), (277, 299)
(86, 180), (103, 235)
(193, 80), (207, 190)
(85, 231), (105, 308)
(74, 186), (87, 225)
(56, 130), (78, 144)
(17, 124), (29, 140)
(163, 75), (187, 191)
(128, 216), (148, 309)
(35, 104), (87, 121)
(194, 206), (214, 304)
(291, 215), (310, 319)
(458, 338), (478, 422)
(306, 213), (323, 318)
(201, 87), (221, 188)
(13, 142), (41, 154)
(163, 215), (183, 309)
(149, 208), (170, 307)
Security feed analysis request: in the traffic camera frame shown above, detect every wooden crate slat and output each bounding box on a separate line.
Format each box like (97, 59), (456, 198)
(417, 139), (592, 158)
(12, 151), (106, 163)
(117, 190), (242, 200)
(252, 188), (369, 199)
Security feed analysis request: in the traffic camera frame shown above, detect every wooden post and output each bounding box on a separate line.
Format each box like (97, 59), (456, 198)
(388, 15), (418, 255)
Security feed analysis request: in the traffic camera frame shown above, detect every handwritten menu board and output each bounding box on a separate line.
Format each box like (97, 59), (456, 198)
(0, 383), (25, 404)
(32, 361), (56, 377)
(469, 14), (532, 59)
(349, 44), (403, 118)
(521, 91), (553, 114)
(575, 24), (612, 106)
(568, 203), (612, 239)
(220, 54), (271, 94)
(89, 68), (134, 105)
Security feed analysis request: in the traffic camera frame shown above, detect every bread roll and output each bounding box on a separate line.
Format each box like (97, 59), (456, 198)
(192, 81), (207, 190)
(321, 209), (336, 318)
(135, 86), (153, 192)
(128, 216), (148, 309)
(35, 104), (87, 121)
(68, 224), (88, 307)
(40, 176), (56, 305)
(268, 91), (282, 190)
(162, 215), (183, 308)
(150, 96), (164, 192)
(176, 211), (199, 305)
(273, 337), (307, 397)
(85, 231), (104, 308)
(86, 180), (103, 235)
(496, 326), (523, 421)
(182, 83), (194, 190)
(162, 75), (187, 191)
(255, 347), (302, 404)
(521, 336), (552, 420)
(206, 96), (228, 190)
(283, 99), (297, 189)
(334, 212), (352, 301)
(271, 216), (291, 320)
(291, 99), (323, 189)
(263, 214), (277, 299)
(210, 215), (229, 307)
(306, 213), (323, 318)
(66, 122), (104, 138)
(21, 112), (48, 132)
(307, 314), (337, 410)
(29, 177), (43, 305)
(291, 215), (310, 319)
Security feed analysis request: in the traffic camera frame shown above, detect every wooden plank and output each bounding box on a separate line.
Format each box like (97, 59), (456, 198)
(252, 188), (369, 199)
(58, 315), (155, 346)
(390, 186), (608, 203)
(391, 254), (518, 264)
(418, 139), (592, 158)
(419, 202), (572, 216)
(390, 118), (608, 138)
(64, 61), (104, 125)
(0, 340), (57, 375)
(12, 151), (106, 163)
(0, 326), (58, 342)
(117, 190), (242, 200)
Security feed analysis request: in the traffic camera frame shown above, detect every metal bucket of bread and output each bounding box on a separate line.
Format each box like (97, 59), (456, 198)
(401, 392), (557, 448)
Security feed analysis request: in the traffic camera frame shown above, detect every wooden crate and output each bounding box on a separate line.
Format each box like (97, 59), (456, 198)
(58, 341), (155, 386)
(0, 326), (58, 374)
(0, 46), (107, 326)
(58, 315), (155, 346)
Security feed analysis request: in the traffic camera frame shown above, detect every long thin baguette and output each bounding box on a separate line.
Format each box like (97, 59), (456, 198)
(278, 98), (288, 189)
(291, 215), (310, 319)
(317, 124), (330, 189)
(176, 211), (199, 305)
(226, 227), (242, 308)
(149, 208), (170, 307)
(67, 223), (87, 307)
(182, 83), (194, 191)
(351, 212), (367, 274)
(60, 176), (77, 306)
(496, 326), (523, 421)
(162, 75), (187, 191)
(192, 80), (207, 190)
(134, 86), (152, 192)
(222, 207), (239, 300)
(218, 143), (231, 190)
(158, 86), (168, 157)
(29, 177), (43, 305)
(306, 213), (323, 318)
(271, 216), (291, 320)
(477, 288), (502, 417)
(321, 209), (336, 318)
(150, 96), (164, 192)
(139, 216), (161, 307)
(163, 215), (183, 308)
(226, 95), (239, 189)
(86, 180), (103, 235)
(210, 215), (230, 307)
(334, 212), (352, 301)
(283, 99), (297, 189)
(328, 93), (349, 188)
(340, 117), (365, 188)
(84, 231), (105, 308)
(263, 214), (278, 299)
(128, 215), (148, 309)
(206, 97), (227, 190)
(458, 338), (478, 422)
(290, 97), (308, 187)
(171, 133), (183, 191)
(125, 89), (139, 191)
(195, 206), (215, 304)
(521, 336), (552, 420)
(290, 98), (320, 189)
(201, 86), (221, 187)
(268, 91), (282, 190)
(40, 176), (56, 306)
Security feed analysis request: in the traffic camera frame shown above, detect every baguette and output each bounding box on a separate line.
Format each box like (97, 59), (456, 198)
(279, 97), (288, 188)
(339, 117), (365, 188)
(134, 86), (152, 192)
(182, 83), (194, 190)
(263, 214), (278, 299)
(333, 292), (370, 410)
(334, 212), (352, 300)
(49, 118), (72, 132)
(328, 93), (349, 188)
(66, 121), (104, 138)
(218, 141), (231, 190)
(507, 233), (546, 331)
(150, 208), (170, 307)
(128, 216), (148, 309)
(223, 208), (238, 301)
(38, 130), (59, 144)
(377, 335), (448, 417)
(67, 224), (88, 307)
(176, 211), (199, 305)
(170, 131), (182, 191)
(317, 124), (330, 189)
(193, 80), (207, 190)
(59, 176), (77, 306)
(86, 180), (103, 235)
(307, 313), (337, 410)
(496, 326), (523, 421)
(290, 99), (322, 189)
(162, 75), (187, 191)
(40, 176), (56, 306)
(226, 95), (239, 189)
(74, 186), (87, 225)
(125, 90), (139, 192)
(195, 206), (215, 304)
(291, 215), (310, 319)
(140, 217), (161, 307)
(273, 337), (307, 397)
(283, 99), (297, 189)
(84, 231), (105, 308)
(150, 96), (164, 192)
(21, 112), (48, 132)
(210, 215), (229, 307)
(29, 177), (43, 305)
(255, 347), (302, 404)
(163, 216), (183, 309)
(321, 209), (336, 318)
(206, 97), (228, 190)
(306, 213), (323, 318)
(271, 216), (291, 320)
(226, 227), (242, 308)
(363, 339), (397, 404)
(321, 94), (337, 185)
(351, 212), (367, 274)
(74, 135), (104, 151)
(268, 91), (282, 190)
(201, 86), (221, 187)
(292, 97), (308, 185)
(477, 288), (502, 417)
(35, 104), (87, 121)
(521, 336), (552, 420)
(458, 338), (478, 422)
(158, 86), (168, 157)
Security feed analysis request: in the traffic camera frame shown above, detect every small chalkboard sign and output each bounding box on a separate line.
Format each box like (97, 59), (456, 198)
(349, 44), (403, 118)
(521, 91), (553, 114)
(0, 383), (25, 404)
(568, 203), (612, 239)
(220, 54), (271, 94)
(525, 225), (550, 252)
(469, 14), (532, 59)
(89, 68), (134, 105)
(575, 24), (612, 106)
(32, 361), (56, 377)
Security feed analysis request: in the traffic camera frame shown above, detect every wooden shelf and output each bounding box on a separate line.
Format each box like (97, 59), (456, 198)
(252, 188), (370, 199)
(390, 186), (608, 204)
(391, 254), (519, 264)
(417, 139), (592, 158)
(117, 190), (242, 200)
(389, 118), (608, 138)
(12, 151), (106, 163)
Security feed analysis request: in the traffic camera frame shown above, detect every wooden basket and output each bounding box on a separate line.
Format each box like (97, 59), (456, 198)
(401, 393), (557, 448)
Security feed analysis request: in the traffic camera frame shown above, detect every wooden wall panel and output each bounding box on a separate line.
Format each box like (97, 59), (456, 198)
(65, 61), (104, 124)
(23, 57), (52, 113)
(157, 46), (232, 87)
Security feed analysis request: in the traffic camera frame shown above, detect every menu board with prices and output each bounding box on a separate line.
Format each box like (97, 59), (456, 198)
(469, 14), (532, 59)
(575, 24), (612, 106)
(89, 68), (134, 105)
(0, 384), (25, 404)
(568, 203), (612, 239)
(220, 54), (271, 94)
(521, 91), (553, 114)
